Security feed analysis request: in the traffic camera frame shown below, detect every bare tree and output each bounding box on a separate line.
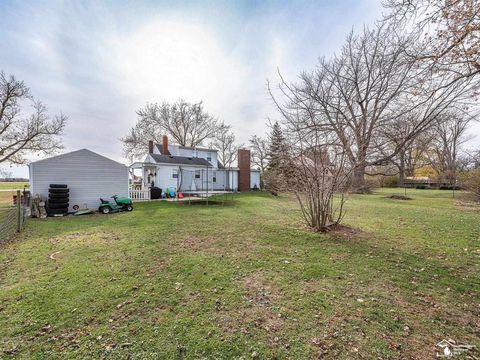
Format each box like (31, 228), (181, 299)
(384, 0), (480, 78)
(269, 23), (477, 189)
(0, 72), (66, 164)
(381, 116), (435, 186)
(428, 110), (473, 185)
(122, 99), (219, 160)
(209, 122), (241, 168)
(249, 135), (270, 173)
(0, 168), (13, 179)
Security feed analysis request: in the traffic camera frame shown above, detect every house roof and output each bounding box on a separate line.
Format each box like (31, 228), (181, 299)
(155, 144), (164, 154)
(150, 153), (213, 167)
(178, 145), (217, 152)
(155, 143), (217, 154)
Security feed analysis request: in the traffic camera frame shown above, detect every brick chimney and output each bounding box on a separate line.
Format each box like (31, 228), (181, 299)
(162, 135), (171, 155)
(148, 140), (154, 154)
(238, 148), (251, 192)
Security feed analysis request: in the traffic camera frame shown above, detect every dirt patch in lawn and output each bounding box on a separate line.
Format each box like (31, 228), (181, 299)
(454, 199), (480, 211)
(146, 255), (170, 275)
(220, 271), (288, 341)
(325, 224), (366, 238)
(298, 277), (479, 359)
(240, 271), (285, 307)
(177, 232), (258, 257)
(385, 194), (413, 200)
(49, 231), (122, 245)
(220, 305), (285, 335)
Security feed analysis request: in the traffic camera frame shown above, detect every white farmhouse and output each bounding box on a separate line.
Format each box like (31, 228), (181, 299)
(130, 136), (260, 198)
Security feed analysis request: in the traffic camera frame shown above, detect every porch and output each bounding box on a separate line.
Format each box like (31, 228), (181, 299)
(128, 162), (236, 202)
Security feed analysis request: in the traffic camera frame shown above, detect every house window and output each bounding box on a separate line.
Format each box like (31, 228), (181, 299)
(195, 170), (201, 179)
(172, 169), (178, 179)
(206, 152), (212, 161)
(213, 171), (217, 183)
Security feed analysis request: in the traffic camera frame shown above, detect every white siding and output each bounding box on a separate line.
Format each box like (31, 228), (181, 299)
(250, 171), (261, 189)
(154, 165), (180, 191)
(214, 169), (238, 191)
(154, 165), (215, 191)
(29, 149), (128, 212)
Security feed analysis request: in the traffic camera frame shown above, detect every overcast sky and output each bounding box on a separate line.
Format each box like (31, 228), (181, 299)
(1, 0), (396, 177)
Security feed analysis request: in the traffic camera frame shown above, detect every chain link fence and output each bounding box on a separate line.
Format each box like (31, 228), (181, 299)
(0, 190), (28, 245)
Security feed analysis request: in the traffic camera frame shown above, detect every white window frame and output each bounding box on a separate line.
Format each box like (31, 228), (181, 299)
(195, 170), (201, 179)
(172, 169), (178, 179)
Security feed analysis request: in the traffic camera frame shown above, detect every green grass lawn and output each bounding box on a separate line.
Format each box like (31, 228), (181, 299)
(0, 190), (478, 359)
(0, 182), (29, 190)
(0, 183), (29, 206)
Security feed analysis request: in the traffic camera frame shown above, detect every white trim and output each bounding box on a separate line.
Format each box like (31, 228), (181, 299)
(29, 163), (34, 194)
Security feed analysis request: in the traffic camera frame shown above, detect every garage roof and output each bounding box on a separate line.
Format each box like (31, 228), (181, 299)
(29, 149), (127, 167)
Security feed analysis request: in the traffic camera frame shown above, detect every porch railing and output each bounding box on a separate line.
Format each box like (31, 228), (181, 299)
(129, 189), (151, 201)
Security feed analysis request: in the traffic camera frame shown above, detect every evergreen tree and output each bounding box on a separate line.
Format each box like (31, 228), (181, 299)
(265, 121), (290, 195)
(268, 121), (287, 171)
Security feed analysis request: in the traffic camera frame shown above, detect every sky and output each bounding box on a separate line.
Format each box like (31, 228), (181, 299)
(1, 0), (391, 177)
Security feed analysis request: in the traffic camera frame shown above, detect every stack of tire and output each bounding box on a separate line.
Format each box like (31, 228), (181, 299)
(150, 186), (162, 200)
(47, 184), (69, 216)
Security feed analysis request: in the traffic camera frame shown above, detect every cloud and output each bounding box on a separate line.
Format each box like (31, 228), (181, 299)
(0, 0), (387, 177)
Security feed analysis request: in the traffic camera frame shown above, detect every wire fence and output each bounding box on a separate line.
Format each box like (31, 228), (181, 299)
(178, 168), (235, 192)
(0, 190), (28, 246)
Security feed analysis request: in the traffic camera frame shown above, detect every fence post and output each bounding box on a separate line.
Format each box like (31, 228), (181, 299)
(16, 190), (21, 232)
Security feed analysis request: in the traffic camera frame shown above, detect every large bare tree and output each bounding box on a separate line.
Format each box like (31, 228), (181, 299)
(427, 110), (473, 185)
(249, 135), (269, 173)
(384, 0), (480, 78)
(209, 122), (241, 168)
(0, 72), (66, 165)
(270, 23), (477, 189)
(122, 99), (219, 160)
(381, 116), (435, 186)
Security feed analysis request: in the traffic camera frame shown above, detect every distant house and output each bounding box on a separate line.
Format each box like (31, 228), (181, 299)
(129, 136), (260, 196)
(404, 176), (457, 188)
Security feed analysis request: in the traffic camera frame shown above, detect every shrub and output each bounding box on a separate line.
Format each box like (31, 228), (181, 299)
(459, 170), (480, 201)
(415, 184), (430, 189)
(382, 176), (399, 188)
(438, 185), (460, 190)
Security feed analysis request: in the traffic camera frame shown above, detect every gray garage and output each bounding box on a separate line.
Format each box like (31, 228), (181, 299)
(29, 149), (129, 212)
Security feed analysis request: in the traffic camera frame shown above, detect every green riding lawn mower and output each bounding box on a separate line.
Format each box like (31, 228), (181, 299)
(99, 195), (133, 214)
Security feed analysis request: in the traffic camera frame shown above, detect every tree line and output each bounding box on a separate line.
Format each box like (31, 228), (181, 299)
(0, 0), (478, 232)
(263, 0), (480, 230)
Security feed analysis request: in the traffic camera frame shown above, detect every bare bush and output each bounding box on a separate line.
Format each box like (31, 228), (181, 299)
(289, 143), (350, 231)
(266, 98), (351, 230)
(459, 169), (480, 201)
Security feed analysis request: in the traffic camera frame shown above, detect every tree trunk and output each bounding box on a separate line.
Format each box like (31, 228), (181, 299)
(353, 164), (366, 189)
(398, 152), (405, 187)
